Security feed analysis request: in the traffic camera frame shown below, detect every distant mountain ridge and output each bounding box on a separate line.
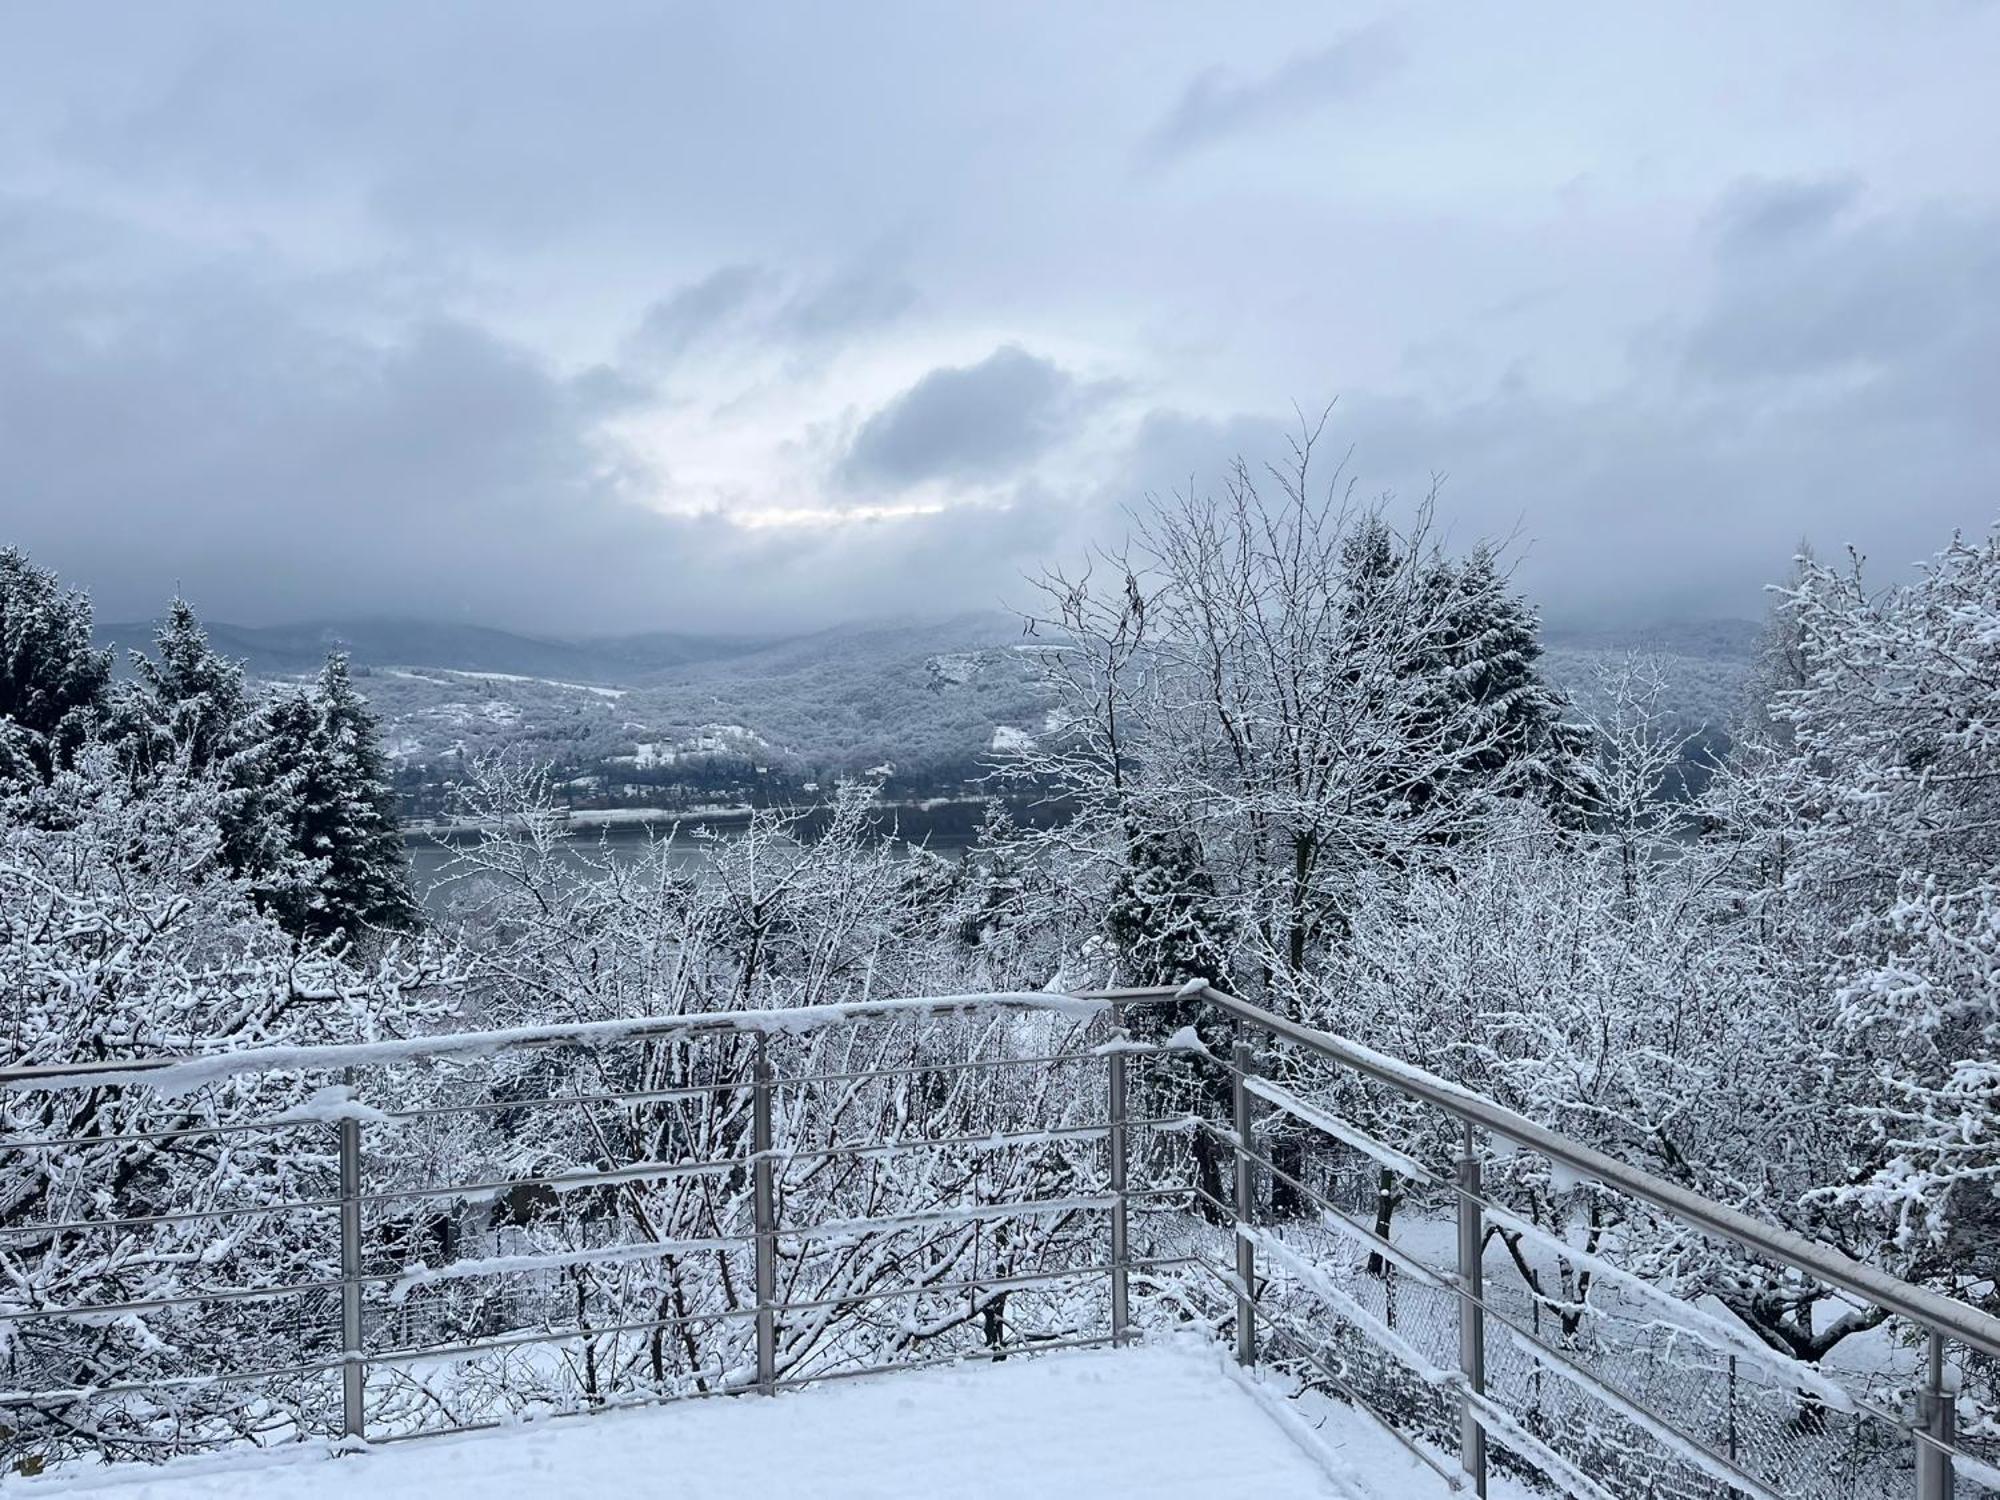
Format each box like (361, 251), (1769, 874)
(98, 617), (773, 684)
(1542, 617), (1760, 661)
(95, 610), (1755, 784)
(101, 610), (1754, 681)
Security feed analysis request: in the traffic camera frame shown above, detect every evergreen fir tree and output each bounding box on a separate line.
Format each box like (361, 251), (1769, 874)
(0, 547), (111, 782)
(1105, 824), (1233, 988)
(1105, 822), (1237, 1221)
(115, 599), (292, 887)
(128, 599), (250, 776)
(1415, 547), (1593, 825)
(258, 654), (417, 939)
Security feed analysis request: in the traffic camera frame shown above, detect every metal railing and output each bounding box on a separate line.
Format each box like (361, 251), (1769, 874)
(4, 982), (1997, 1499)
(2, 992), (1143, 1465)
(1157, 981), (2000, 1500)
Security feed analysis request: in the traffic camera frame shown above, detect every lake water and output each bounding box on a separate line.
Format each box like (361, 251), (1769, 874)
(405, 803), (988, 909)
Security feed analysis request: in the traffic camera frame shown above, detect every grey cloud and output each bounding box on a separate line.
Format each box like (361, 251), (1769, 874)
(1710, 176), (1860, 257)
(839, 347), (1081, 489)
(775, 267), (917, 344)
(1684, 195), (2000, 382)
(0, 207), (693, 630)
(624, 263), (914, 372)
(1142, 24), (1404, 163)
(628, 265), (771, 363)
(23, 7), (1029, 255)
(0, 204), (1084, 635)
(1118, 372), (1999, 632)
(1105, 195), (2000, 628)
(5, 4), (1998, 641)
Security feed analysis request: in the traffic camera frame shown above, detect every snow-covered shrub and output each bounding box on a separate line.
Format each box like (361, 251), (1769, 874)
(0, 753), (462, 1471)
(336, 767), (1115, 1426)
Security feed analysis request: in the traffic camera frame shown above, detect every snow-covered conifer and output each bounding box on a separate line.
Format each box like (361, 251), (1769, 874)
(1416, 545), (1592, 824)
(112, 598), (294, 889)
(257, 654), (418, 939)
(0, 749), (463, 1467)
(0, 547), (110, 784)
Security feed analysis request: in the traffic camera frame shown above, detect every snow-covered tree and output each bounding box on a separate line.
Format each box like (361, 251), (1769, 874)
(1001, 419), (1577, 1015)
(0, 751), (464, 1470)
(258, 654), (417, 939)
(1104, 825), (1235, 989)
(1739, 539), (1817, 748)
(112, 599), (296, 891)
(1582, 656), (1706, 899)
(121, 600), (251, 777)
(1406, 544), (1593, 827)
(0, 547), (110, 785)
(373, 766), (1112, 1412)
(1766, 532), (2000, 1275)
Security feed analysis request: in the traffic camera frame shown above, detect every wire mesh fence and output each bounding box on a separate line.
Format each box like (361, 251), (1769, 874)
(1131, 982), (2000, 1500)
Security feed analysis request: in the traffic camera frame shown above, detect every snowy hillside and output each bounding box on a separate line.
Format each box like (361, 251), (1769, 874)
(98, 611), (1753, 815)
(102, 612), (1050, 809)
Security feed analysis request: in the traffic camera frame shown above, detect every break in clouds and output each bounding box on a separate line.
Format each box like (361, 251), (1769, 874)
(2, 4), (1998, 635)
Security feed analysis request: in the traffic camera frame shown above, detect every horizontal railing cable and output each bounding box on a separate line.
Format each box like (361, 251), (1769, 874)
(780, 1195), (1113, 1246)
(769, 1047), (1106, 1091)
(358, 1154), (742, 1209)
(2, 1194), (344, 1238)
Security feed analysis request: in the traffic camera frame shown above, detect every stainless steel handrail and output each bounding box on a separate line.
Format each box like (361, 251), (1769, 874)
(1127, 980), (1988, 1500)
(1182, 982), (2000, 1363)
(1, 989), (1130, 1471)
(0, 992), (1110, 1090)
(6, 980), (1993, 1499)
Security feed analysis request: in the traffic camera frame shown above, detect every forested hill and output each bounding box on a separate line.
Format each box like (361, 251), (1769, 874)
(95, 618), (769, 684)
(95, 610), (1757, 812)
(1541, 616), (1759, 728)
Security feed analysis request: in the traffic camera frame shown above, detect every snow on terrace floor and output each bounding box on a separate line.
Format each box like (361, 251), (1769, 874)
(26, 1344), (1460, 1500)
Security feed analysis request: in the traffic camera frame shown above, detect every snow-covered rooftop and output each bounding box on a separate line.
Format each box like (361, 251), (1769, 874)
(26, 1345), (1462, 1500)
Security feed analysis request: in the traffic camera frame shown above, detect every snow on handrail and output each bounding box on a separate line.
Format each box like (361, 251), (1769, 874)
(0, 991), (1110, 1094)
(1193, 981), (2000, 1364)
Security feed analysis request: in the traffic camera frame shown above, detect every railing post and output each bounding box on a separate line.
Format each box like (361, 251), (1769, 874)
(1108, 1001), (1130, 1348)
(1232, 1037), (1257, 1368)
(753, 1034), (777, 1395)
(1457, 1122), (1488, 1498)
(336, 1067), (366, 1444)
(1727, 1354), (1739, 1464)
(1916, 1330), (1954, 1500)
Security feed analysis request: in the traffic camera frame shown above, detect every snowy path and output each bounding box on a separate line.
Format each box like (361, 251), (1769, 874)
(25, 1344), (1460, 1499)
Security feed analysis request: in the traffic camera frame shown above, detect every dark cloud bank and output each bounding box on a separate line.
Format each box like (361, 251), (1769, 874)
(1, 8), (1995, 637)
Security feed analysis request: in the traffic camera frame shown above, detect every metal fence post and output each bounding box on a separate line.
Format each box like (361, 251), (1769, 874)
(1916, 1330), (1955, 1500)
(1456, 1122), (1488, 1497)
(1728, 1354), (1739, 1464)
(1108, 1001), (1130, 1348)
(336, 1067), (366, 1444)
(1232, 1037), (1258, 1368)
(753, 1035), (777, 1395)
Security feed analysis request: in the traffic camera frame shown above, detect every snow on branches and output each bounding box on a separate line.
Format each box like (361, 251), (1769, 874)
(1769, 530), (2000, 1266)
(998, 415), (1584, 1006)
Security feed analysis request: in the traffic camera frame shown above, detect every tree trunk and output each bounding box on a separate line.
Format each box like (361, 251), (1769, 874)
(1365, 1168), (1399, 1276)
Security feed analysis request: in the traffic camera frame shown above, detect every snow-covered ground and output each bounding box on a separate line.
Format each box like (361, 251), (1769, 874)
(22, 1344), (1467, 1500)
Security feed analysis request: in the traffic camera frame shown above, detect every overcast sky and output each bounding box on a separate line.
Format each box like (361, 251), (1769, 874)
(3, 3), (1997, 635)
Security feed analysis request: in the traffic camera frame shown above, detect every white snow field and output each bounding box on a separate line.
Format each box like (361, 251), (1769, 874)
(23, 1344), (1468, 1499)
